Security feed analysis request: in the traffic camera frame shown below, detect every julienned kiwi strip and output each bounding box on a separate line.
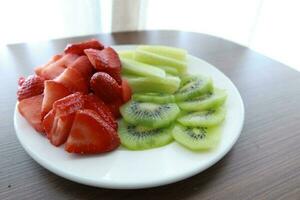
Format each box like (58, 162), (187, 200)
(177, 108), (226, 127)
(177, 88), (227, 111)
(135, 50), (187, 74)
(120, 100), (180, 128)
(175, 75), (213, 101)
(137, 45), (187, 61)
(121, 58), (166, 78)
(125, 76), (181, 94)
(132, 93), (175, 104)
(118, 120), (173, 150)
(172, 123), (220, 150)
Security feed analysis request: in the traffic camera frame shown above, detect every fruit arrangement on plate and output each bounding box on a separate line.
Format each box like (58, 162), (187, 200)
(17, 39), (227, 154)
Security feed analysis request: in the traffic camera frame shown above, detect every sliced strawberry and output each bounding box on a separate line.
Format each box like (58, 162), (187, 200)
(18, 77), (25, 86)
(84, 47), (122, 84)
(43, 109), (55, 136)
(35, 54), (63, 77)
(43, 109), (75, 146)
(36, 54), (78, 80)
(55, 67), (89, 94)
(41, 80), (71, 117)
(69, 56), (93, 80)
(18, 94), (44, 133)
(107, 99), (123, 119)
(83, 94), (117, 130)
(17, 75), (45, 101)
(64, 39), (104, 55)
(43, 93), (84, 146)
(121, 79), (132, 103)
(53, 92), (84, 117)
(65, 109), (120, 154)
(90, 72), (122, 102)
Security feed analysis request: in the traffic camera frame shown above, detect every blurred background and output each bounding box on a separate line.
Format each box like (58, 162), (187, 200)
(0, 0), (299, 69)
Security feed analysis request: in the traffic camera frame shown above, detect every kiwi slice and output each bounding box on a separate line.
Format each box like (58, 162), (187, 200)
(178, 88), (227, 111)
(118, 50), (135, 59)
(177, 108), (225, 127)
(133, 93), (175, 104)
(180, 75), (199, 86)
(175, 75), (213, 101)
(125, 76), (181, 94)
(118, 120), (173, 150)
(137, 45), (187, 61)
(121, 58), (166, 78)
(172, 123), (220, 150)
(156, 65), (179, 76)
(120, 100), (180, 128)
(135, 50), (187, 74)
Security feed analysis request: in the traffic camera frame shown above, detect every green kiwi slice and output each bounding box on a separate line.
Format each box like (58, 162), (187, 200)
(177, 108), (225, 127)
(178, 88), (227, 111)
(121, 58), (166, 78)
(156, 65), (179, 75)
(120, 100), (180, 128)
(118, 50), (135, 59)
(137, 45), (187, 61)
(118, 120), (173, 150)
(175, 75), (213, 101)
(133, 93), (175, 104)
(172, 123), (220, 150)
(125, 76), (181, 94)
(135, 50), (187, 74)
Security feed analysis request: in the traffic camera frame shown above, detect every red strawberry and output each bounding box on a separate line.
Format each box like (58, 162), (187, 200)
(83, 94), (117, 130)
(18, 77), (25, 86)
(53, 92), (84, 117)
(65, 109), (120, 154)
(18, 94), (44, 133)
(90, 72), (122, 102)
(69, 56), (94, 80)
(44, 93), (84, 146)
(17, 75), (45, 101)
(41, 80), (71, 117)
(84, 47), (122, 84)
(121, 79), (132, 103)
(107, 99), (123, 119)
(35, 54), (63, 77)
(55, 67), (89, 94)
(36, 54), (78, 80)
(43, 109), (55, 135)
(64, 39), (104, 55)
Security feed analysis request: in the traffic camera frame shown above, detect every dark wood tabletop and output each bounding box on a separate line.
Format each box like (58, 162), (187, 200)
(1, 31), (300, 200)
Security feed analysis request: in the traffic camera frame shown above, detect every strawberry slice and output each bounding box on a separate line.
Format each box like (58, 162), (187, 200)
(64, 39), (104, 55)
(107, 99), (123, 119)
(36, 54), (78, 80)
(55, 67), (89, 94)
(84, 47), (122, 84)
(43, 109), (55, 136)
(121, 79), (132, 103)
(83, 94), (117, 130)
(18, 94), (44, 133)
(35, 54), (63, 77)
(41, 80), (71, 117)
(17, 75), (45, 101)
(69, 56), (94, 80)
(65, 109), (120, 154)
(43, 93), (84, 146)
(43, 109), (75, 146)
(90, 72), (122, 102)
(18, 76), (25, 86)
(53, 92), (84, 117)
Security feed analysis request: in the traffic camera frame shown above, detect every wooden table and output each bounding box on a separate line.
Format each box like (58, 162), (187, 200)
(1, 31), (300, 200)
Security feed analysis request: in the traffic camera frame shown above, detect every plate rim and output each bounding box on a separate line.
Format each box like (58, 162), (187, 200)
(14, 45), (245, 189)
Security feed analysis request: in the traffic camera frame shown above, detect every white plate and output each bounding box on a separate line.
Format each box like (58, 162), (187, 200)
(14, 45), (244, 189)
